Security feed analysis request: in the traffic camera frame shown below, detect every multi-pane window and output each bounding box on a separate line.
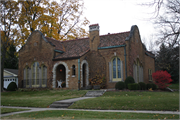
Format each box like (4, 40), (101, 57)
(32, 62), (39, 85)
(112, 57), (122, 81)
(133, 59), (143, 83)
(148, 69), (152, 81)
(42, 65), (47, 86)
(24, 62), (47, 88)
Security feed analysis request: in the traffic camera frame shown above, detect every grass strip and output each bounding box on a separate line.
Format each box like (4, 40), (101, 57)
(1, 89), (87, 108)
(69, 91), (179, 111)
(1, 110), (179, 119)
(1, 108), (29, 114)
(169, 83), (179, 90)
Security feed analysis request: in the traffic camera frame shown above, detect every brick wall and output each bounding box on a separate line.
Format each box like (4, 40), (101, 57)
(18, 31), (54, 88)
(126, 26), (155, 84)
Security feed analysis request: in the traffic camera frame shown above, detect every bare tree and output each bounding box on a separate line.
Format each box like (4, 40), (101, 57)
(155, 0), (180, 47)
(141, 0), (180, 47)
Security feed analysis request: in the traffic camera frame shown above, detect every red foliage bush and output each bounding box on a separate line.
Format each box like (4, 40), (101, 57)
(152, 71), (173, 89)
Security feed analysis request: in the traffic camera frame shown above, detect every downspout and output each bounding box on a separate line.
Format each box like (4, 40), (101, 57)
(78, 59), (80, 90)
(124, 45), (127, 78)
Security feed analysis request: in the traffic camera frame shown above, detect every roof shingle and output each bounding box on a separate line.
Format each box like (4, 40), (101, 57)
(46, 31), (131, 59)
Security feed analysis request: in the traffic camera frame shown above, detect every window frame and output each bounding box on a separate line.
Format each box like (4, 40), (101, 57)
(31, 62), (40, 87)
(148, 69), (152, 81)
(111, 57), (122, 81)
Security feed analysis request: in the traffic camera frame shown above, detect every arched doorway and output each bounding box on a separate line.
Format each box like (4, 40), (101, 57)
(56, 64), (66, 88)
(81, 60), (89, 88)
(82, 64), (86, 87)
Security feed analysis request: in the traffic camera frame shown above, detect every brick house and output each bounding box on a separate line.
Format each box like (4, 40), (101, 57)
(18, 24), (155, 89)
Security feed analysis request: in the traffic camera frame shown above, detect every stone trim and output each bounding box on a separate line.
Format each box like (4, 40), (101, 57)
(80, 60), (89, 87)
(52, 62), (70, 88)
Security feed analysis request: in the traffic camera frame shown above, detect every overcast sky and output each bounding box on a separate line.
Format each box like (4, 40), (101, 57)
(83, 0), (159, 50)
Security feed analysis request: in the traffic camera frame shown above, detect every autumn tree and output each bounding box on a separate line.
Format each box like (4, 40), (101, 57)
(18, 0), (89, 43)
(0, 0), (19, 91)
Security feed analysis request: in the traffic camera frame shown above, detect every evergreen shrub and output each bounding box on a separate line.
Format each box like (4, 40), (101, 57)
(146, 83), (152, 90)
(115, 81), (125, 90)
(152, 83), (157, 90)
(139, 82), (146, 90)
(128, 83), (140, 90)
(125, 76), (135, 88)
(7, 82), (17, 91)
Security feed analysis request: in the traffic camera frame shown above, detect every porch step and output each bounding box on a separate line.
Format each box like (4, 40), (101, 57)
(85, 90), (106, 97)
(49, 102), (73, 108)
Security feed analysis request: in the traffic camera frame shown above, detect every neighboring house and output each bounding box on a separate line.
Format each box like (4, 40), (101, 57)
(18, 24), (155, 89)
(4, 68), (18, 89)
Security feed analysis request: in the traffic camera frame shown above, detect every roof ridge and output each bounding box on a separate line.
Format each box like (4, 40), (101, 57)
(100, 31), (130, 37)
(61, 37), (89, 42)
(45, 36), (62, 42)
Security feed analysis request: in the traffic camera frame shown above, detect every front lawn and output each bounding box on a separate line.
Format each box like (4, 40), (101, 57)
(1, 108), (29, 114)
(169, 83), (179, 90)
(1, 110), (179, 119)
(1, 89), (87, 108)
(69, 91), (179, 111)
(1, 89), (179, 111)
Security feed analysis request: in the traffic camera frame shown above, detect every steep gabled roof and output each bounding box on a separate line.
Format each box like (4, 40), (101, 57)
(45, 37), (65, 52)
(54, 38), (90, 59)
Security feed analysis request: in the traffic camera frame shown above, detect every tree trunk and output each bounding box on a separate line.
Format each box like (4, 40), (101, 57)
(1, 46), (6, 92)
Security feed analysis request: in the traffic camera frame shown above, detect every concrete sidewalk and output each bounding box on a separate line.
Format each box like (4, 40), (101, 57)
(1, 106), (180, 117)
(55, 97), (96, 103)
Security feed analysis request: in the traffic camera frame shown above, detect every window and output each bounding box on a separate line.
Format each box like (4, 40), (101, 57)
(72, 65), (76, 76)
(111, 57), (123, 81)
(23, 62), (47, 88)
(32, 62), (40, 86)
(42, 65), (47, 86)
(133, 59), (143, 83)
(148, 69), (152, 81)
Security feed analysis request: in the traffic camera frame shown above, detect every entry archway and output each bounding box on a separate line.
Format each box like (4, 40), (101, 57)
(52, 62), (69, 88)
(56, 64), (66, 88)
(81, 60), (89, 87)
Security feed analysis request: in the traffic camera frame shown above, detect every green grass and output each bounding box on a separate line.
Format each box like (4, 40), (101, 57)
(1, 108), (29, 114)
(169, 83), (179, 90)
(69, 91), (179, 111)
(1, 110), (179, 119)
(1, 89), (87, 108)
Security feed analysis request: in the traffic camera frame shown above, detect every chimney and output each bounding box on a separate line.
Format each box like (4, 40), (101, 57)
(89, 24), (100, 51)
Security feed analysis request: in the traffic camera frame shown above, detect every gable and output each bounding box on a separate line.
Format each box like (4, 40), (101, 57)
(19, 31), (55, 53)
(4, 69), (18, 77)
